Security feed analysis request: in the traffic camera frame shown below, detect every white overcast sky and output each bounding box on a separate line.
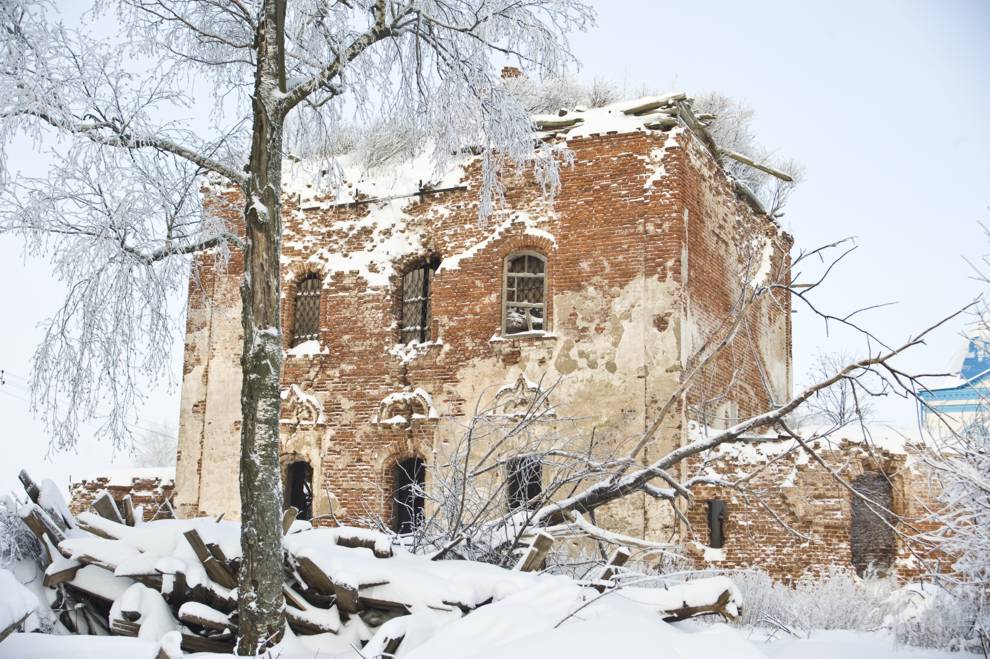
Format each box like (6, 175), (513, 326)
(1, 0), (988, 494)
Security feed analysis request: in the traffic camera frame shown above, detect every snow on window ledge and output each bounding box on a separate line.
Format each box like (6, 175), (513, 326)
(491, 331), (557, 343)
(389, 339), (444, 365)
(286, 339), (328, 357)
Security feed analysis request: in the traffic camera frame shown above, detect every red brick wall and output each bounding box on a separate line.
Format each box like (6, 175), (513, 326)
(175, 121), (792, 547)
(684, 441), (942, 581)
(69, 474), (175, 522)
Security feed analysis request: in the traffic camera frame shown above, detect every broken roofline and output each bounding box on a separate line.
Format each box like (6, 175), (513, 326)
(272, 94), (792, 219)
(534, 92), (792, 218)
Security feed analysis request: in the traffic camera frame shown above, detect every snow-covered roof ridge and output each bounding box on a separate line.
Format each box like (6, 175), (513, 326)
(532, 91), (690, 140)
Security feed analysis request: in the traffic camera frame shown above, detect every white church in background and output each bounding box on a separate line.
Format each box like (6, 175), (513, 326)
(919, 329), (990, 431)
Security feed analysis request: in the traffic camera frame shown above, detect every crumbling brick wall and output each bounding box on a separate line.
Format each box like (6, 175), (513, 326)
(684, 439), (942, 581)
(175, 113), (791, 547)
(69, 471), (176, 522)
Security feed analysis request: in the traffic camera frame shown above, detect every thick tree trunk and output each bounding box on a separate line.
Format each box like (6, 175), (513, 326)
(236, 1), (287, 653)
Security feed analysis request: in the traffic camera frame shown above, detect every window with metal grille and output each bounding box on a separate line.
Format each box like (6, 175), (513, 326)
(291, 274), (322, 347)
(400, 259), (439, 344)
(506, 455), (542, 512)
(393, 457), (425, 534)
(503, 252), (546, 335)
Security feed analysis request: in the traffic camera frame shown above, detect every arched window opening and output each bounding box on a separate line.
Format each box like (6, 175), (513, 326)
(284, 460), (313, 521)
(400, 258), (440, 344)
(393, 457), (425, 534)
(850, 472), (896, 576)
(503, 252), (546, 335)
(291, 273), (322, 347)
(506, 455), (542, 512)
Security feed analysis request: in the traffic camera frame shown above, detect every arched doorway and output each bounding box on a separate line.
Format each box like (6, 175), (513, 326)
(393, 457), (425, 534)
(284, 460), (313, 521)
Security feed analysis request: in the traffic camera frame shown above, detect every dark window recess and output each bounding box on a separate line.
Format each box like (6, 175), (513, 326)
(707, 499), (726, 549)
(393, 457), (425, 534)
(504, 253), (546, 335)
(850, 472), (896, 576)
(507, 456), (543, 512)
(284, 461), (313, 521)
(292, 274), (322, 347)
(400, 259), (439, 344)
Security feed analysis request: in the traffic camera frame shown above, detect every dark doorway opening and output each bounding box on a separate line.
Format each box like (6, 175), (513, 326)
(393, 457), (425, 534)
(506, 455), (543, 512)
(285, 461), (313, 521)
(707, 499), (727, 549)
(850, 471), (895, 576)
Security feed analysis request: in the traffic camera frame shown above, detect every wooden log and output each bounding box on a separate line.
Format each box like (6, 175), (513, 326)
(206, 542), (230, 566)
(19, 469), (70, 531)
(75, 517), (119, 540)
(334, 581), (360, 614)
(515, 531), (554, 573)
(533, 115), (583, 130)
(184, 529), (237, 589)
(202, 556), (237, 589)
(382, 634), (404, 658)
(282, 506), (299, 535)
(593, 547), (631, 593)
(621, 93), (686, 116)
(122, 495), (136, 527)
(282, 585), (308, 610)
(183, 528), (213, 563)
(43, 562), (82, 588)
(718, 148), (794, 182)
(17, 469), (40, 503)
(110, 618), (141, 637)
(180, 632), (235, 654)
(661, 588), (735, 622)
(358, 595), (416, 612)
(21, 505), (65, 548)
(91, 491), (125, 525)
(296, 556), (336, 596)
(131, 574), (164, 591)
(285, 606), (339, 635)
(335, 533), (393, 558)
(0, 612), (30, 643)
(178, 604), (232, 633)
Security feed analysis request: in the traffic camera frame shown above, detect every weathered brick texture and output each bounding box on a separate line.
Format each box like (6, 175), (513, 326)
(684, 439), (942, 581)
(175, 113), (801, 563)
(69, 472), (175, 522)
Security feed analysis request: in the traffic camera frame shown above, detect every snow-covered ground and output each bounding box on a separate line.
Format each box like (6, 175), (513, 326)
(0, 626), (978, 658)
(760, 629), (971, 659)
(0, 488), (979, 659)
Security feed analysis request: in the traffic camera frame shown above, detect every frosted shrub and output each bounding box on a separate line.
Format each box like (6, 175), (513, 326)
(732, 566), (895, 635)
(887, 583), (982, 653)
(0, 502), (40, 568)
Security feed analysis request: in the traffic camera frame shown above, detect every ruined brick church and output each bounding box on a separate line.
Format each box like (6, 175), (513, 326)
(168, 90), (933, 580)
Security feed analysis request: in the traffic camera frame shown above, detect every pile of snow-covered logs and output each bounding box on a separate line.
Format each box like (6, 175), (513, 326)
(6, 470), (742, 655)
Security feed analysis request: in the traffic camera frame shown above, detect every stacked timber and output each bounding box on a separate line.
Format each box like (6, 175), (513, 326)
(8, 470), (740, 656)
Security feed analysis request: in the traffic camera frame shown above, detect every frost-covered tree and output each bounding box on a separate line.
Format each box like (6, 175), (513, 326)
(694, 93), (803, 218)
(924, 419), (990, 653)
(803, 349), (876, 426)
(0, 0), (593, 651)
(132, 422), (177, 468)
